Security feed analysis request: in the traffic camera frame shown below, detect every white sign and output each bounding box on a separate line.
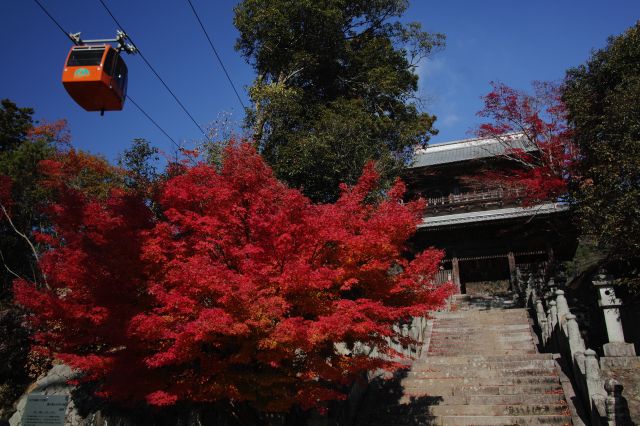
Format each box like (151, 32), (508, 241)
(22, 394), (69, 426)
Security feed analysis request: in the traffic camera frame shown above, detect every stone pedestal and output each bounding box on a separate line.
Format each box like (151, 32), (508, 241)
(603, 342), (637, 357)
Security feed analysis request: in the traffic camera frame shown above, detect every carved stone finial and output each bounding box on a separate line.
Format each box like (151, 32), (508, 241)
(605, 378), (623, 396)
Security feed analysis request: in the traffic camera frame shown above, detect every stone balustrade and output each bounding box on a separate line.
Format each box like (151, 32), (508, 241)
(523, 270), (633, 425)
(388, 297), (453, 359)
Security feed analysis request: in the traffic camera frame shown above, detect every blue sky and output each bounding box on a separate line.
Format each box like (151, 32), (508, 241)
(1, 1), (638, 162)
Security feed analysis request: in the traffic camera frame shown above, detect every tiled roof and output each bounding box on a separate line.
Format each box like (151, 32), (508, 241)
(410, 134), (537, 168)
(418, 203), (569, 229)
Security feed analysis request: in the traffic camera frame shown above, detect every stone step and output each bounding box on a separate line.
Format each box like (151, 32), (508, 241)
(388, 403), (568, 417)
(432, 309), (528, 321)
(436, 307), (526, 314)
(411, 359), (557, 371)
(411, 354), (555, 364)
(434, 312), (526, 318)
(434, 312), (527, 317)
(431, 325), (531, 339)
(401, 375), (560, 388)
(355, 299), (574, 426)
(431, 322), (530, 328)
(405, 367), (557, 379)
(401, 383), (563, 397)
(427, 349), (538, 356)
(434, 404), (567, 417)
(433, 315), (528, 321)
(396, 393), (567, 406)
(427, 347), (536, 354)
(426, 350), (538, 357)
(427, 340), (534, 348)
(427, 344), (535, 351)
(431, 326), (531, 332)
(432, 321), (529, 326)
(365, 414), (572, 426)
(431, 332), (532, 343)
(430, 330), (531, 336)
(428, 339), (533, 344)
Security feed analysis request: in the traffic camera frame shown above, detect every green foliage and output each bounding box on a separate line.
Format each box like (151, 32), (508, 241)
(0, 99), (33, 153)
(234, 0), (444, 201)
(0, 101), (52, 290)
(562, 238), (605, 282)
(563, 22), (640, 289)
(0, 100), (47, 417)
(118, 138), (159, 190)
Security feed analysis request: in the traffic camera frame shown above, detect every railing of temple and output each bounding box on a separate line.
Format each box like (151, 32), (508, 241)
(521, 270), (633, 425)
(387, 291), (457, 360)
(433, 268), (453, 285)
(426, 187), (524, 212)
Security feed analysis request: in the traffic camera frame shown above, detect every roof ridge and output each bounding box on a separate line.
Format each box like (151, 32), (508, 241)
(421, 132), (525, 150)
(409, 132), (534, 168)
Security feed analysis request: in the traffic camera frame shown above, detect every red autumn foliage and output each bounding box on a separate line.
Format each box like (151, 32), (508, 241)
(15, 142), (452, 412)
(474, 81), (577, 205)
(39, 148), (121, 199)
(27, 119), (72, 146)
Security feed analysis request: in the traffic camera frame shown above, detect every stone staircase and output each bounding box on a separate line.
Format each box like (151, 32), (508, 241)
(356, 294), (574, 425)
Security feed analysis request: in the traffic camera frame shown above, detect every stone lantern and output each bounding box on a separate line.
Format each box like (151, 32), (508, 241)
(593, 272), (636, 357)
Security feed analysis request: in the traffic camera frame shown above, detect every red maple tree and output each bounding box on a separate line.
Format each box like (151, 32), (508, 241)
(14, 143), (452, 412)
(474, 81), (577, 204)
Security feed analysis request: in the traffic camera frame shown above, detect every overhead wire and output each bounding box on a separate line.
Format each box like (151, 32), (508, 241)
(30, 0), (186, 154)
(97, 0), (209, 138)
(32, 0), (78, 45)
(125, 95), (180, 148)
(185, 0), (247, 110)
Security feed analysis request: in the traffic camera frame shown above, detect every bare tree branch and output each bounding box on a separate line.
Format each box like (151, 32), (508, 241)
(0, 248), (24, 282)
(0, 201), (49, 290)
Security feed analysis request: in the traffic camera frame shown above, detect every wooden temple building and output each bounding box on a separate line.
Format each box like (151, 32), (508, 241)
(404, 134), (578, 294)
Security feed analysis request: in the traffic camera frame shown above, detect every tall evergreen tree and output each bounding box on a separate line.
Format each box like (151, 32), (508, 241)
(234, 0), (444, 201)
(563, 22), (640, 289)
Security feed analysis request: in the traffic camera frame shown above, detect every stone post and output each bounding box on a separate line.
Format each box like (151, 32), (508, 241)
(566, 314), (586, 356)
(539, 317), (548, 346)
(605, 378), (628, 426)
(535, 298), (546, 329)
(585, 349), (603, 388)
(555, 290), (570, 336)
(585, 349), (607, 423)
(573, 350), (588, 400)
(546, 277), (557, 301)
(593, 273), (636, 357)
(555, 290), (570, 318)
(547, 300), (558, 350)
(526, 274), (535, 306)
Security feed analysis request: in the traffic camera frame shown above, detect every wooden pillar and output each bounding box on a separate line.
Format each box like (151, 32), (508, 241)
(546, 243), (555, 275)
(452, 257), (461, 294)
(507, 251), (516, 291)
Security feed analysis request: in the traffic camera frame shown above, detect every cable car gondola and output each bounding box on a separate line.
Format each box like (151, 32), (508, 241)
(61, 31), (135, 114)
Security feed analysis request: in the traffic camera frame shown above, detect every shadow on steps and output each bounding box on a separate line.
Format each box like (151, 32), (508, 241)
(354, 369), (443, 426)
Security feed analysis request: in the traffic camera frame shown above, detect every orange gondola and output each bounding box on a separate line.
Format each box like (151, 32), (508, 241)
(62, 44), (128, 113)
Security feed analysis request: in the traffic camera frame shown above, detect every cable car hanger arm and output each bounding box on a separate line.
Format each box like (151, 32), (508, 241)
(68, 30), (137, 54)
